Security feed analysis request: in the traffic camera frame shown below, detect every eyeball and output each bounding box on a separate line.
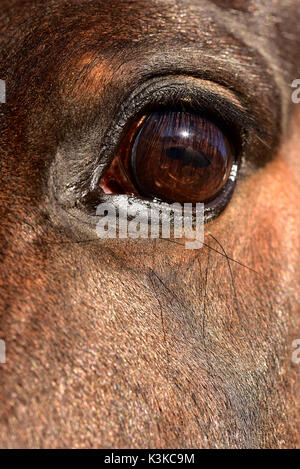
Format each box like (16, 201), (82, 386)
(100, 110), (237, 206)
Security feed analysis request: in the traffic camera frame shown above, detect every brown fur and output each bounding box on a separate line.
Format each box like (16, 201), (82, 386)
(0, 0), (299, 448)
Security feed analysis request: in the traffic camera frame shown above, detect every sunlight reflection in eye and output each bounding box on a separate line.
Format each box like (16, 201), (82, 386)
(229, 164), (238, 181)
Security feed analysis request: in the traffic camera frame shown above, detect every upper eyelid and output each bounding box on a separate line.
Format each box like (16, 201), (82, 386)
(137, 76), (245, 111)
(118, 75), (249, 125)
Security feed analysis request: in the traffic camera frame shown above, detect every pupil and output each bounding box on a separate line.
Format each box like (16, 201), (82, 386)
(130, 111), (234, 203)
(166, 146), (212, 168)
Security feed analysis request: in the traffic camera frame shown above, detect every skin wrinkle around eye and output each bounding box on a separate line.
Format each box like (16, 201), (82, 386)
(52, 0), (288, 140)
(60, 51), (245, 109)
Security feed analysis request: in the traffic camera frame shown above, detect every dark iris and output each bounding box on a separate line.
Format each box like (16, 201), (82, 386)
(99, 110), (236, 205)
(129, 111), (234, 203)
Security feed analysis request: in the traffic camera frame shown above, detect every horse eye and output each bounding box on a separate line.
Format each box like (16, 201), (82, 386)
(100, 111), (236, 204)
